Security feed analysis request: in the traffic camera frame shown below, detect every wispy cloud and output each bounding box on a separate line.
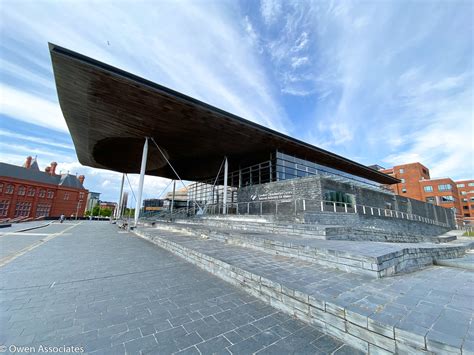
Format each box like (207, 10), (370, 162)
(0, 84), (68, 132)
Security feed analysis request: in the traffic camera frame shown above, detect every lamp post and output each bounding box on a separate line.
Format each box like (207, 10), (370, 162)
(75, 199), (83, 220)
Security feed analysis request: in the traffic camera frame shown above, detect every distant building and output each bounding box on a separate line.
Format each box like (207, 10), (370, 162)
(143, 198), (165, 212)
(456, 180), (474, 224)
(0, 156), (88, 220)
(85, 191), (100, 212)
(378, 162), (471, 224)
(99, 201), (117, 214)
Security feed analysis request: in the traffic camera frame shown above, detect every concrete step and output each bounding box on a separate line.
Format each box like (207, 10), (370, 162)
(146, 221), (471, 278)
(169, 215), (456, 244)
(134, 226), (474, 355)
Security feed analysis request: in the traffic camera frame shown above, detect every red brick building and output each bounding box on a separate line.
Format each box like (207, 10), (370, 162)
(0, 156), (88, 221)
(379, 162), (470, 224)
(456, 179), (474, 224)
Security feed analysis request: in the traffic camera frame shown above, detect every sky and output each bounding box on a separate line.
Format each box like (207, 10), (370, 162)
(0, 0), (473, 205)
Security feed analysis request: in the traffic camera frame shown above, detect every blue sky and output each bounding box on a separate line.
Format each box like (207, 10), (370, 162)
(0, 0), (473, 203)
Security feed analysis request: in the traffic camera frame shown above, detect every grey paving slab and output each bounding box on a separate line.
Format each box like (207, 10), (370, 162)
(0, 222), (359, 354)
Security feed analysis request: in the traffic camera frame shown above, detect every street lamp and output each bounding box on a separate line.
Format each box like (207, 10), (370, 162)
(75, 199), (83, 220)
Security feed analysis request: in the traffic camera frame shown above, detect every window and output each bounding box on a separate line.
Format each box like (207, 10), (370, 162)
(469, 183), (474, 187)
(400, 179), (405, 183)
(35, 204), (51, 217)
(470, 197), (474, 202)
(401, 188), (407, 193)
(5, 185), (14, 194)
(0, 183), (3, 193)
(440, 196), (454, 203)
(471, 205), (474, 209)
(399, 168), (404, 174)
(0, 200), (9, 216)
(324, 190), (355, 207)
(464, 213), (470, 217)
(27, 187), (35, 197)
(422, 168), (428, 175)
(47, 191), (54, 199)
(463, 205), (469, 210)
(423, 186), (433, 192)
(18, 186), (26, 196)
(64, 192), (70, 200)
(39, 189), (46, 198)
(461, 191), (467, 195)
(425, 197), (436, 204)
(79, 192), (85, 200)
(14, 202), (31, 217)
(463, 198), (468, 202)
(457, 184), (465, 188)
(438, 184), (452, 191)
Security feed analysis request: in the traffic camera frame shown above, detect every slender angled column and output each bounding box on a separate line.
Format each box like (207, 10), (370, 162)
(116, 173), (125, 219)
(134, 138), (149, 226)
(170, 180), (176, 215)
(223, 156), (228, 214)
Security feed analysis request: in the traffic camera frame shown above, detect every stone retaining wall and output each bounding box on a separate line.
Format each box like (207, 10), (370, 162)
(236, 175), (456, 228)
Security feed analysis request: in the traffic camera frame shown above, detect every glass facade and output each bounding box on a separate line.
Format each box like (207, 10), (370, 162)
(272, 151), (383, 189)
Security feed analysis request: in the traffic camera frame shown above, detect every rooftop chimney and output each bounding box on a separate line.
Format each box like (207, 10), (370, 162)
(45, 166), (51, 174)
(78, 175), (85, 185)
(24, 156), (32, 169)
(50, 162), (58, 175)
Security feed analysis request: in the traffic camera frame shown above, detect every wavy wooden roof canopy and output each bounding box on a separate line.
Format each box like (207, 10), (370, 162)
(49, 43), (398, 185)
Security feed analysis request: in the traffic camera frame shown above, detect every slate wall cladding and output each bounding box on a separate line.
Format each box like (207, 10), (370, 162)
(236, 175), (456, 228)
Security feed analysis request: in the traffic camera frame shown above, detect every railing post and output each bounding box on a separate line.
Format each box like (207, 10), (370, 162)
(378, 208), (381, 216)
(333, 202), (337, 213)
(344, 203), (348, 213)
(247, 202), (250, 215)
(354, 204), (357, 214)
(260, 202), (263, 215)
(321, 201), (324, 212)
(362, 205), (366, 214)
(370, 207), (374, 215)
(303, 199), (306, 211)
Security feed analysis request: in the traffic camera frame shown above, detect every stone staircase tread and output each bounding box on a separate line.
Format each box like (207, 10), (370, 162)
(135, 226), (474, 354)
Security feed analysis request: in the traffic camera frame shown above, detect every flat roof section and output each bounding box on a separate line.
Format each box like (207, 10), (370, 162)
(49, 43), (399, 184)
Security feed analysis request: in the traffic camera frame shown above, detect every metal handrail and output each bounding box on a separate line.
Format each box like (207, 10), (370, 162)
(187, 198), (451, 228)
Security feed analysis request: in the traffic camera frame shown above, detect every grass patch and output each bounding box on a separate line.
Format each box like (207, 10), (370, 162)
(463, 231), (474, 237)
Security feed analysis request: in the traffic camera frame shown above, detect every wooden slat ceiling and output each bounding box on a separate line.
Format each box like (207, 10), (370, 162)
(49, 43), (399, 184)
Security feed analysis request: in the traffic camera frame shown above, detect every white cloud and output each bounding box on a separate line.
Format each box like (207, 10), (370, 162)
(291, 56), (309, 68)
(0, 84), (67, 132)
(0, 129), (74, 150)
(260, 0), (282, 26)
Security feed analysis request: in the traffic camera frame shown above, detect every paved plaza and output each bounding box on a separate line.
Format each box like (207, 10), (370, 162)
(0, 221), (360, 354)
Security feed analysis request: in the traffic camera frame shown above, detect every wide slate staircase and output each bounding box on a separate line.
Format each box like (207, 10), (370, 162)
(132, 215), (474, 354)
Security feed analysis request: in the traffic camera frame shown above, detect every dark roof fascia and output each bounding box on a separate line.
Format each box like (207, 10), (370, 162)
(49, 43), (400, 185)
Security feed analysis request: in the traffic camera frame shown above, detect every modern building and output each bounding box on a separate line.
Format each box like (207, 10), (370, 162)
(379, 162), (472, 223)
(85, 191), (100, 212)
(49, 44), (456, 230)
(0, 156), (88, 220)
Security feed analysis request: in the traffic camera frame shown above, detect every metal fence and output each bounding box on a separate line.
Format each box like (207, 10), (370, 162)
(184, 198), (450, 228)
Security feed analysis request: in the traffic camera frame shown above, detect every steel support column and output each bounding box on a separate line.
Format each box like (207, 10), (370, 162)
(170, 180), (176, 216)
(116, 173), (125, 219)
(223, 157), (228, 214)
(134, 138), (148, 226)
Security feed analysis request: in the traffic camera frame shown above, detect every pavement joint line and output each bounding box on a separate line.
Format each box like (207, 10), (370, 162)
(4, 232), (53, 236)
(0, 262), (189, 291)
(0, 222), (83, 268)
(0, 221), (53, 237)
